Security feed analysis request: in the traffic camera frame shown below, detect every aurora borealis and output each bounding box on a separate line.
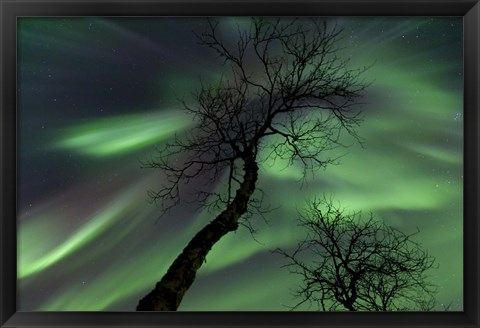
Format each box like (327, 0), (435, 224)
(17, 17), (463, 311)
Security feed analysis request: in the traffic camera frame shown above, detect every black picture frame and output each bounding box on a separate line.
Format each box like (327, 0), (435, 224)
(1, 0), (479, 327)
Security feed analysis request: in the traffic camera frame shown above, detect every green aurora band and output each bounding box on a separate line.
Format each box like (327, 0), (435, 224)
(54, 110), (192, 156)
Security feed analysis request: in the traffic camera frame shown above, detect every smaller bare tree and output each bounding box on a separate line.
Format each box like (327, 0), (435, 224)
(276, 197), (438, 311)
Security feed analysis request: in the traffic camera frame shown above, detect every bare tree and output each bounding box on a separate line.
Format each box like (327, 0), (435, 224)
(276, 197), (437, 311)
(136, 18), (368, 311)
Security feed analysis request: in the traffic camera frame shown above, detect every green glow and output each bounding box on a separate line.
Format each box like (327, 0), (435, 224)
(18, 180), (149, 278)
(38, 213), (202, 311)
(55, 111), (192, 156)
(201, 216), (295, 274)
(183, 262), (296, 310)
(38, 245), (167, 311)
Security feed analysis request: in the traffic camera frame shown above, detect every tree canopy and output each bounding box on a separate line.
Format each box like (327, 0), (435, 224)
(137, 18), (368, 311)
(276, 197), (438, 311)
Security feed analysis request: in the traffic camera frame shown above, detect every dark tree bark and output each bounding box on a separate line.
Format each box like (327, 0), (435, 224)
(137, 18), (369, 311)
(137, 156), (258, 310)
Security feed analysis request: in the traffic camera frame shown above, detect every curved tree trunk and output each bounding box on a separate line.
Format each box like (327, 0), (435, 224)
(136, 156), (258, 311)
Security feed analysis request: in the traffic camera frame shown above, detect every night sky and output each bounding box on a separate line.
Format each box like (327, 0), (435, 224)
(17, 17), (463, 311)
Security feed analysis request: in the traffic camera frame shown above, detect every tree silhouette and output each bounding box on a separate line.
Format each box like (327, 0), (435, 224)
(276, 197), (438, 311)
(136, 18), (368, 311)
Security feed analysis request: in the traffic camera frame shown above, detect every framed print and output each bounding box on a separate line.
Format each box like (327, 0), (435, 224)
(1, 0), (479, 327)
